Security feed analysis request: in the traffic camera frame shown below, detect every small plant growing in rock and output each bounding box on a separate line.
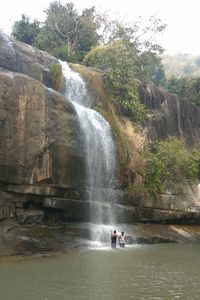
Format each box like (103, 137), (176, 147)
(50, 63), (63, 91)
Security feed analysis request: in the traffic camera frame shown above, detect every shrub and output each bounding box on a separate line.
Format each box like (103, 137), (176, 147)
(143, 137), (199, 194)
(51, 46), (78, 63)
(50, 63), (63, 91)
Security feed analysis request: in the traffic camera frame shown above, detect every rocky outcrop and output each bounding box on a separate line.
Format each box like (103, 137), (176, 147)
(0, 33), (57, 87)
(0, 69), (86, 188)
(1, 221), (200, 258)
(139, 81), (200, 145)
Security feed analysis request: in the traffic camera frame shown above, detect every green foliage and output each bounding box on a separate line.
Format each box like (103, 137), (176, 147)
(84, 15), (166, 84)
(51, 45), (77, 62)
(83, 15), (166, 122)
(84, 41), (145, 122)
(34, 28), (61, 51)
(38, 2), (100, 62)
(12, 14), (40, 45)
(143, 137), (199, 195)
(137, 52), (165, 85)
(50, 63), (63, 91)
(162, 76), (200, 106)
(83, 44), (111, 69)
(192, 147), (200, 178)
(44, 1), (79, 48)
(143, 151), (166, 195)
(75, 7), (100, 61)
(108, 16), (166, 54)
(12, 2), (166, 80)
(105, 70), (144, 122)
(12, 2), (100, 63)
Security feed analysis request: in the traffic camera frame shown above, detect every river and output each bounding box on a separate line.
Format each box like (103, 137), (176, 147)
(0, 243), (199, 299)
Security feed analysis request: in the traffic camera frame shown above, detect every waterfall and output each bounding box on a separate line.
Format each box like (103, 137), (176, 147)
(59, 61), (118, 225)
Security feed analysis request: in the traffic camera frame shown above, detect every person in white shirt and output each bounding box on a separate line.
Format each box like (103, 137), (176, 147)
(119, 231), (126, 248)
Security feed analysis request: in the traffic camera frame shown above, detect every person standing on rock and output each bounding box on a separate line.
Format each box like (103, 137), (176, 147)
(119, 231), (126, 248)
(111, 230), (118, 249)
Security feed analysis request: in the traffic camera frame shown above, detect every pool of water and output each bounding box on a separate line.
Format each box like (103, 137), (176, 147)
(0, 243), (200, 299)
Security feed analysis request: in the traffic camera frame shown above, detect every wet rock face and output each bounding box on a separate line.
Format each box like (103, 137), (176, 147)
(139, 82), (200, 145)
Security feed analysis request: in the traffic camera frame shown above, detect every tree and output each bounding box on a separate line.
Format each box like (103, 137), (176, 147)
(33, 2), (100, 62)
(107, 16), (166, 53)
(84, 15), (166, 83)
(162, 76), (200, 106)
(84, 41), (145, 122)
(136, 51), (165, 85)
(44, 2), (79, 52)
(75, 7), (100, 61)
(12, 14), (40, 45)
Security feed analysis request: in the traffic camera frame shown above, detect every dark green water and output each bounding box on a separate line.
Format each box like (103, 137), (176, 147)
(0, 243), (199, 300)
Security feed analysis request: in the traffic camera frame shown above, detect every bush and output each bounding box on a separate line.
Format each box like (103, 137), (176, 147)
(84, 41), (145, 123)
(104, 70), (145, 123)
(143, 137), (199, 194)
(50, 63), (63, 91)
(51, 46), (78, 63)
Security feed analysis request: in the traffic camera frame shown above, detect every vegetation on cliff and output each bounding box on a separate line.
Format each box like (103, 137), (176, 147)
(11, 2), (165, 85)
(83, 41), (144, 122)
(161, 76), (200, 107)
(143, 137), (200, 195)
(160, 55), (200, 108)
(50, 63), (63, 91)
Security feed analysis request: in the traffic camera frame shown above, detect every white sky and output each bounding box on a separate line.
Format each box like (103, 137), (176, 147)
(0, 0), (200, 55)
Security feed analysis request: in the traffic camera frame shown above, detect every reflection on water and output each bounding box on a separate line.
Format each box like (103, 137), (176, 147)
(0, 243), (200, 300)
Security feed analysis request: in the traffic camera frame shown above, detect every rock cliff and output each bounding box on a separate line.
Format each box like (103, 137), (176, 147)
(139, 81), (200, 145)
(0, 32), (200, 236)
(0, 33), (87, 224)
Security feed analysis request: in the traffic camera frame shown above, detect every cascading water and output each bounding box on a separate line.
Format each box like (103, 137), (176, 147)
(59, 61), (118, 232)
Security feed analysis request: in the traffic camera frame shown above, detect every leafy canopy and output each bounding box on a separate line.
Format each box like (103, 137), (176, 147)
(161, 75), (200, 107)
(12, 14), (40, 45)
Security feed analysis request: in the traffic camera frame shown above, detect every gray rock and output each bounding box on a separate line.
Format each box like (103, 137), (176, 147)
(139, 81), (200, 145)
(0, 33), (57, 88)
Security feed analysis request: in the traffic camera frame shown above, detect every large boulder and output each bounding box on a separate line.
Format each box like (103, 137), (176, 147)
(0, 69), (86, 188)
(0, 33), (57, 87)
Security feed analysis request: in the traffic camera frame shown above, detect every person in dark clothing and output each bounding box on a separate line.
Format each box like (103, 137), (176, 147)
(111, 230), (118, 249)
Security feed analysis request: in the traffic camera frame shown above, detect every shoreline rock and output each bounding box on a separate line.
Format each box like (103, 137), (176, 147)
(0, 220), (200, 259)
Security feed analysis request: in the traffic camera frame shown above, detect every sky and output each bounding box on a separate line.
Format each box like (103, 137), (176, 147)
(0, 0), (200, 55)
